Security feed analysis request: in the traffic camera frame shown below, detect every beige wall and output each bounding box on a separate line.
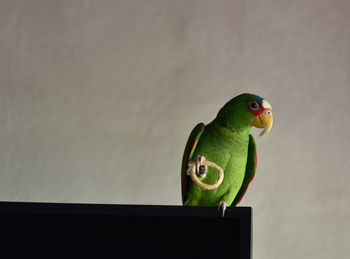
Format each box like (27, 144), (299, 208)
(1, 0), (350, 258)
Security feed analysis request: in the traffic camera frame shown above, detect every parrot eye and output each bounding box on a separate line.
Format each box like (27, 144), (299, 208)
(248, 101), (259, 111)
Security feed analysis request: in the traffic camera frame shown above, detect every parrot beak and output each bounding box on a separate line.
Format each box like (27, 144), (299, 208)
(251, 110), (273, 136)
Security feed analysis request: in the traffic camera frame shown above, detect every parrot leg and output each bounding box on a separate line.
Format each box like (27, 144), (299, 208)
(195, 155), (208, 178)
(218, 201), (227, 217)
(217, 187), (239, 217)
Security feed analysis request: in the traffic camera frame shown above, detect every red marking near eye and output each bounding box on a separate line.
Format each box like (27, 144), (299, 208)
(249, 104), (264, 116)
(247, 100), (264, 116)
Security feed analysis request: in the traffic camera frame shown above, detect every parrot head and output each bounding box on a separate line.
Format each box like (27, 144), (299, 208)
(216, 93), (273, 136)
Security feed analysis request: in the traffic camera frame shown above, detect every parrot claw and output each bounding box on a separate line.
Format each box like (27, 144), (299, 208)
(218, 201), (227, 217)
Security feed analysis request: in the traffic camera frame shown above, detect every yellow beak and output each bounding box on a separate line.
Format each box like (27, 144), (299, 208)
(251, 110), (273, 136)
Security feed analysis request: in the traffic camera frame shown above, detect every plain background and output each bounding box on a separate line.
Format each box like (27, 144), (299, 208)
(1, 0), (349, 258)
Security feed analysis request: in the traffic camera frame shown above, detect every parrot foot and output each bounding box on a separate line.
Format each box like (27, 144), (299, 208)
(195, 155), (208, 178)
(218, 201), (227, 217)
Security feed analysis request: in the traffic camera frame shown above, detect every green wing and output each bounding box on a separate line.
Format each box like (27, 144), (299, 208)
(232, 134), (257, 206)
(181, 123), (205, 204)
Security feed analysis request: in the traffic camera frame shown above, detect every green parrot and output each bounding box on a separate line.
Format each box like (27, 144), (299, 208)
(181, 93), (273, 216)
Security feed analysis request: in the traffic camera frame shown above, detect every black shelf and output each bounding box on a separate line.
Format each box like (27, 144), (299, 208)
(0, 202), (251, 259)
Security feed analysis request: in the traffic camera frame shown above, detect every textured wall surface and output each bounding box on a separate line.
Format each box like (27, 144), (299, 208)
(1, 0), (349, 258)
